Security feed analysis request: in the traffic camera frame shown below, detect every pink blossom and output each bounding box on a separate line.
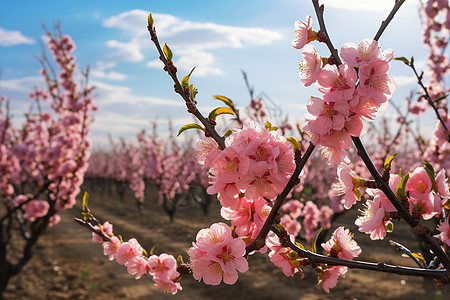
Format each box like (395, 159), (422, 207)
(23, 200), (50, 221)
(207, 181), (241, 210)
(321, 227), (361, 260)
(355, 197), (387, 240)
(292, 15), (314, 49)
(302, 201), (320, 242)
(304, 97), (350, 135)
(435, 218), (450, 247)
(126, 256), (149, 279)
(333, 163), (362, 209)
(207, 238), (249, 277)
(406, 167), (432, 200)
(308, 114), (364, 165)
(148, 253), (177, 278)
(92, 221), (113, 243)
(281, 200), (304, 219)
(436, 169), (450, 200)
(317, 63), (357, 102)
(319, 205), (334, 230)
(298, 44), (322, 87)
(268, 251), (301, 277)
(153, 269), (182, 294)
(195, 138), (219, 166)
(102, 236), (121, 261)
(188, 223), (248, 285)
(318, 266), (348, 293)
(349, 93), (380, 121)
(266, 233), (302, 277)
(409, 193), (439, 220)
(409, 101), (428, 115)
(280, 214), (301, 237)
(115, 238), (143, 265)
(340, 38), (393, 67)
(357, 60), (396, 104)
(366, 174), (400, 213)
(209, 147), (249, 184)
(48, 214), (61, 227)
(195, 222), (233, 252)
(221, 196), (271, 238)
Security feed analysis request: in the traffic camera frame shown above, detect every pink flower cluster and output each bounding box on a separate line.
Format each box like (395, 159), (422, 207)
(295, 25), (397, 164)
(221, 196), (271, 245)
(200, 121), (295, 209)
(354, 165), (450, 240)
(319, 226), (361, 293)
(421, 0), (450, 108)
(279, 199), (333, 242)
(93, 221), (182, 294)
(266, 232), (303, 277)
(333, 163), (367, 209)
(187, 222), (249, 285)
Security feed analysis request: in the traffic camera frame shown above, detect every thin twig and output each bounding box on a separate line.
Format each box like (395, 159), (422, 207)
(406, 59), (450, 142)
(147, 24), (226, 149)
(389, 239), (425, 269)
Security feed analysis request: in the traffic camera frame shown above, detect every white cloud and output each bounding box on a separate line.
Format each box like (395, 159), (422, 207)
(90, 70), (127, 80)
(92, 80), (183, 107)
(392, 75), (416, 86)
(0, 27), (34, 46)
(0, 76), (43, 93)
(321, 0), (418, 12)
(105, 39), (144, 62)
(146, 59), (163, 69)
(102, 10), (283, 76)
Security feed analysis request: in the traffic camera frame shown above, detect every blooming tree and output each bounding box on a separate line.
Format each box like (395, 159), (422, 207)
(0, 27), (96, 296)
(77, 0), (450, 295)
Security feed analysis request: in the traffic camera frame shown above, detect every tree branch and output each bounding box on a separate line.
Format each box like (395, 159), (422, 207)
(147, 24), (226, 149)
(245, 142), (315, 254)
(272, 225), (449, 278)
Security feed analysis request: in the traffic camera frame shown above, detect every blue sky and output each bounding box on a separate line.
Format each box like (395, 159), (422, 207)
(0, 0), (439, 148)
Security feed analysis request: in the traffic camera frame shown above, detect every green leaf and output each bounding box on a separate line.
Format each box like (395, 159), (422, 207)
(224, 129), (233, 138)
(82, 191), (89, 213)
(354, 188), (362, 201)
(213, 95), (235, 108)
(82, 192), (92, 221)
(163, 43), (173, 61)
(434, 94), (449, 103)
(208, 107), (235, 122)
(384, 153), (398, 171)
(311, 228), (323, 254)
(423, 161), (437, 191)
(176, 255), (185, 266)
(286, 137), (301, 151)
(396, 173), (410, 199)
(264, 121), (278, 131)
(149, 245), (156, 256)
(177, 123), (205, 136)
(181, 67), (196, 88)
(147, 13), (154, 27)
(393, 56), (410, 65)
(189, 84), (199, 100)
(142, 248), (148, 258)
(423, 161), (435, 180)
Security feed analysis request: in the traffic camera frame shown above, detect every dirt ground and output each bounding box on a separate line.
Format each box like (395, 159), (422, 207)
(5, 183), (450, 300)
